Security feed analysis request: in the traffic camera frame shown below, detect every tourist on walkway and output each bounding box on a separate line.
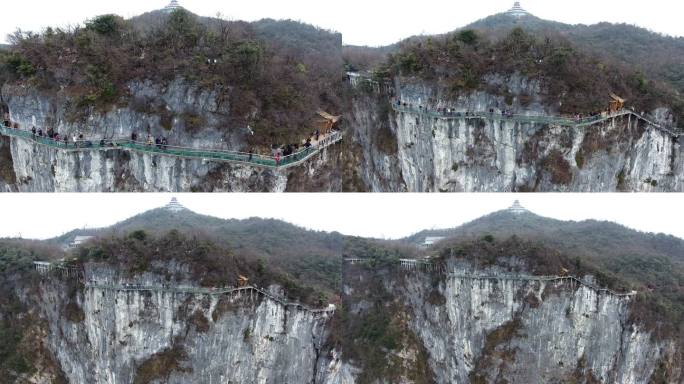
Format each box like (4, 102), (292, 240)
(275, 150), (281, 166)
(31, 126), (36, 137)
(131, 132), (138, 142)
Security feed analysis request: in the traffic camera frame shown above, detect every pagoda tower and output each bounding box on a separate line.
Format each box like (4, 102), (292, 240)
(164, 0), (183, 13)
(506, 2), (529, 18)
(508, 200), (528, 215)
(164, 197), (186, 212)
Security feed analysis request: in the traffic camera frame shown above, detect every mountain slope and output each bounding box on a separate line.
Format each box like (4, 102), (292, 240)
(54, 205), (345, 293)
(404, 207), (684, 340)
(407, 209), (684, 264)
(467, 13), (684, 94)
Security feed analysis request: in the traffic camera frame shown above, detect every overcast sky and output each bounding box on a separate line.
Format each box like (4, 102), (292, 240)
(2, 0), (682, 46)
(0, 194), (682, 240)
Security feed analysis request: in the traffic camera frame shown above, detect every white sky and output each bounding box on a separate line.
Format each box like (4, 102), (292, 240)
(2, 0), (682, 46)
(0, 194), (682, 240)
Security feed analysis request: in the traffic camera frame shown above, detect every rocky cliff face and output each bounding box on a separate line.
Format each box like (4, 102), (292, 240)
(8, 137), (288, 192)
(24, 264), (344, 384)
(342, 259), (682, 384)
(14, 258), (682, 384)
(0, 80), (340, 192)
(3, 75), (681, 192)
(351, 77), (683, 192)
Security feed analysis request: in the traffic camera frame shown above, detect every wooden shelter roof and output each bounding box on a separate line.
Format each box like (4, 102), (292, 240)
(317, 111), (342, 124)
(610, 93), (625, 103)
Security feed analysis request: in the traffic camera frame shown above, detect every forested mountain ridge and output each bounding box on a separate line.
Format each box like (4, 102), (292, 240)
(0, 9), (345, 145)
(52, 204), (344, 294)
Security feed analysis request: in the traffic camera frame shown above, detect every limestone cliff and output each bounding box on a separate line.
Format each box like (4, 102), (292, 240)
(0, 79), (341, 192)
(23, 263), (342, 384)
(350, 76), (683, 192)
(340, 259), (682, 383)
(11, 256), (682, 383)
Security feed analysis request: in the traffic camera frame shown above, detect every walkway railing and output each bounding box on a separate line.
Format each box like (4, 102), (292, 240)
(33, 261), (85, 281)
(0, 125), (343, 170)
(391, 104), (682, 137)
(33, 261), (336, 314)
(84, 283), (335, 314)
(391, 259), (638, 298)
(446, 273), (637, 297)
(33, 262), (335, 314)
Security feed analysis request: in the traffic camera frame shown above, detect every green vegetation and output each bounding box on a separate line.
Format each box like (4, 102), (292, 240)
(467, 15), (684, 98)
(133, 345), (190, 384)
(64, 302), (85, 323)
(386, 28), (684, 122)
(543, 149), (573, 185)
(0, 239), (63, 274)
(56, 207), (344, 297)
(1, 10), (344, 145)
(0, 137), (16, 184)
(342, 236), (419, 267)
(75, 230), (330, 306)
(469, 318), (522, 383)
(408, 210), (684, 340)
(328, 270), (434, 384)
(575, 151), (585, 169)
(0, 240), (66, 381)
(617, 169), (627, 190)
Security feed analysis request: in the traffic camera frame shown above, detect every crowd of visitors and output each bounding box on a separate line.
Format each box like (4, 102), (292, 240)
(2, 113), (342, 166)
(393, 98), (633, 123)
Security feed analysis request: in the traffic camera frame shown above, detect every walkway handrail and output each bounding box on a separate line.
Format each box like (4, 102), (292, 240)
(447, 273), (638, 297)
(391, 104), (681, 137)
(0, 125), (343, 170)
(83, 283), (336, 314)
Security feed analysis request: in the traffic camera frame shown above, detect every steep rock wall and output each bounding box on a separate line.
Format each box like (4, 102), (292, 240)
(26, 265), (343, 384)
(8, 137), (287, 192)
(1, 80), (341, 192)
(342, 260), (682, 383)
(351, 78), (683, 192)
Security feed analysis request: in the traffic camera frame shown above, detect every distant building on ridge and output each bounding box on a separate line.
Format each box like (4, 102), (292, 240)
(163, 0), (183, 13)
(507, 2), (530, 18)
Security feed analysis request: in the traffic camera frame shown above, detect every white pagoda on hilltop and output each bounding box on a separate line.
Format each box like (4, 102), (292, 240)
(164, 197), (186, 212)
(508, 200), (528, 215)
(507, 2), (530, 18)
(163, 0), (183, 13)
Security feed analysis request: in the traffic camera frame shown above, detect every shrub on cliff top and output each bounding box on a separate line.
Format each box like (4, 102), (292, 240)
(388, 28), (684, 123)
(1, 10), (345, 145)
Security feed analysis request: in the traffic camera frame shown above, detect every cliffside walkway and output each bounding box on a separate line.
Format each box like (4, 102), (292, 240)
(346, 259), (637, 298)
(32, 262), (334, 314)
(391, 104), (682, 137)
(0, 125), (342, 170)
(446, 273), (638, 298)
(86, 283), (336, 314)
